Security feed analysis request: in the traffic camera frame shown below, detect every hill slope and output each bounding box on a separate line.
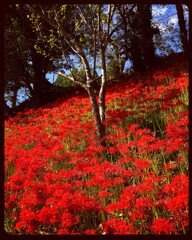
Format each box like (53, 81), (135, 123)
(4, 64), (188, 235)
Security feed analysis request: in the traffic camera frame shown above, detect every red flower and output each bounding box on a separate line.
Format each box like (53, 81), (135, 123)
(5, 192), (18, 209)
(18, 193), (38, 208)
(116, 143), (130, 154)
(130, 210), (146, 221)
(106, 201), (130, 214)
(15, 209), (39, 233)
(134, 158), (151, 171)
(103, 219), (135, 234)
(37, 206), (59, 224)
(150, 218), (175, 234)
(119, 156), (134, 164)
(108, 146), (119, 154)
(74, 195), (102, 211)
(147, 139), (166, 151)
(86, 174), (112, 189)
(135, 182), (154, 193)
(135, 196), (153, 210)
(113, 177), (125, 185)
(164, 162), (177, 170)
(128, 124), (139, 134)
(61, 212), (78, 229)
(135, 128), (150, 136)
(98, 190), (111, 198)
(166, 193), (188, 211)
(5, 64), (189, 235)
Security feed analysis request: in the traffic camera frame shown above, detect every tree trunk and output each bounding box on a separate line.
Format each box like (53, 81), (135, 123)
(58, 70), (106, 146)
(119, 58), (126, 75)
(113, 44), (125, 75)
(31, 48), (52, 107)
(130, 37), (146, 72)
(12, 88), (18, 108)
(99, 47), (107, 122)
(138, 4), (157, 69)
(176, 4), (189, 56)
(128, 7), (146, 72)
(4, 102), (12, 119)
(87, 84), (106, 146)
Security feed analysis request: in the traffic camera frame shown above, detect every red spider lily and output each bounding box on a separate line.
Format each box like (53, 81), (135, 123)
(108, 146), (119, 154)
(61, 212), (79, 229)
(166, 193), (188, 212)
(84, 162), (123, 177)
(147, 139), (166, 151)
(116, 143), (130, 155)
(18, 193), (38, 208)
(150, 218), (175, 234)
(165, 138), (184, 153)
(119, 186), (137, 205)
(106, 201), (131, 214)
(37, 205), (60, 224)
(118, 156), (134, 164)
(121, 169), (134, 178)
(4, 192), (18, 209)
(134, 158), (152, 171)
(164, 162), (177, 170)
(86, 174), (113, 189)
(130, 210), (146, 221)
(15, 209), (39, 233)
(4, 64), (188, 234)
(162, 174), (188, 195)
(135, 196), (153, 210)
(134, 182), (154, 193)
(73, 195), (102, 212)
(6, 174), (26, 191)
(136, 135), (156, 154)
(128, 123), (140, 134)
(98, 190), (111, 198)
(112, 177), (125, 186)
(135, 128), (150, 136)
(103, 219), (136, 234)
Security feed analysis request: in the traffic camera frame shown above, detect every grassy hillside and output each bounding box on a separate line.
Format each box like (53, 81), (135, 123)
(4, 63), (188, 235)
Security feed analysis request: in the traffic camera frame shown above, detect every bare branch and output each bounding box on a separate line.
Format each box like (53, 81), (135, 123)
(88, 75), (103, 84)
(77, 5), (89, 25)
(108, 5), (137, 39)
(107, 4), (112, 37)
(57, 71), (87, 89)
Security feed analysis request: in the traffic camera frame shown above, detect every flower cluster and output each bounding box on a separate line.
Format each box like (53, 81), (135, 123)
(4, 66), (188, 234)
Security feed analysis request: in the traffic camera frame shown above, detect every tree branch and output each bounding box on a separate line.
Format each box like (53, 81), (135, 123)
(57, 71), (87, 89)
(109, 4), (137, 39)
(26, 4), (93, 83)
(88, 75), (103, 84)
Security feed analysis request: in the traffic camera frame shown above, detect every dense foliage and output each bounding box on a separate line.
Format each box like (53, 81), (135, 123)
(4, 62), (188, 234)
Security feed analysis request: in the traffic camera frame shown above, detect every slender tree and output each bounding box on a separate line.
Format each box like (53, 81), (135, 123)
(116, 4), (146, 72)
(26, 4), (122, 146)
(137, 4), (157, 69)
(176, 4), (189, 57)
(117, 4), (158, 72)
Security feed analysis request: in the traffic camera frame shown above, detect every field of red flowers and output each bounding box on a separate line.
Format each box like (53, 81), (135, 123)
(4, 65), (188, 235)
